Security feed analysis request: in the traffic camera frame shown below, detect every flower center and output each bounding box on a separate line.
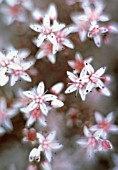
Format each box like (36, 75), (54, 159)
(42, 140), (50, 150)
(34, 95), (44, 104)
(98, 121), (110, 131)
(43, 27), (52, 35)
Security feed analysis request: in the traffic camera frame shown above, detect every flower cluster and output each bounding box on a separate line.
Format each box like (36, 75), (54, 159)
(65, 57), (110, 100)
(0, 49), (34, 86)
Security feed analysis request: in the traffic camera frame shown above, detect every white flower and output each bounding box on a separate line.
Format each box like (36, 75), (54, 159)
(37, 130), (63, 162)
(0, 67), (9, 86)
(0, 97), (17, 135)
(84, 62), (111, 96)
(90, 112), (118, 139)
(30, 15), (65, 54)
(88, 23), (108, 47)
(0, 1), (27, 25)
(65, 68), (88, 101)
(21, 81), (59, 115)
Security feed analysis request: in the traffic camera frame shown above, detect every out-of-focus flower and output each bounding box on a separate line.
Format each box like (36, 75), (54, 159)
(0, 0), (27, 25)
(90, 112), (118, 139)
(77, 126), (101, 157)
(68, 52), (93, 73)
(22, 128), (37, 144)
(41, 161), (52, 170)
(21, 81), (63, 115)
(88, 23), (108, 47)
(99, 139), (113, 151)
(37, 130), (63, 162)
(0, 97), (17, 135)
(65, 68), (88, 101)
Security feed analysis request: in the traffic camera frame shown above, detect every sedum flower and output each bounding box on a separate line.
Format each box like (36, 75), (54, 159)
(21, 81), (63, 116)
(37, 130), (63, 162)
(90, 112), (118, 139)
(84, 62), (111, 96)
(22, 128), (37, 144)
(30, 15), (65, 54)
(0, 97), (17, 136)
(88, 23), (108, 47)
(65, 68), (88, 101)
(68, 52), (93, 73)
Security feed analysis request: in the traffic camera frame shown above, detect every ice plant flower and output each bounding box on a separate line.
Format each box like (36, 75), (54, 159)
(65, 68), (88, 101)
(90, 112), (118, 139)
(21, 81), (63, 115)
(84, 62), (111, 96)
(68, 52), (93, 73)
(37, 130), (63, 162)
(88, 23), (108, 47)
(30, 14), (65, 54)
(0, 97), (17, 135)
(77, 126), (101, 157)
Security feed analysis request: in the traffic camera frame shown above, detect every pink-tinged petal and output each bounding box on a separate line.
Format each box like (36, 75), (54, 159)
(105, 112), (114, 123)
(43, 15), (50, 27)
(4, 120), (13, 131)
(79, 30), (87, 42)
(25, 101), (38, 112)
(84, 126), (91, 137)
(65, 84), (77, 94)
(26, 116), (36, 127)
(37, 81), (45, 95)
(18, 49), (30, 59)
(96, 79), (105, 89)
(52, 22), (65, 32)
(100, 87), (111, 96)
(0, 127), (5, 136)
(95, 112), (103, 123)
(23, 91), (35, 99)
(95, 67), (107, 77)
(85, 81), (94, 94)
(84, 62), (94, 74)
(51, 99), (64, 108)
(22, 61), (34, 70)
(77, 138), (87, 145)
(39, 116), (47, 126)
(47, 33), (57, 46)
(62, 39), (74, 49)
(47, 131), (56, 141)
(90, 125), (98, 131)
(41, 161), (52, 170)
(101, 140), (113, 151)
(44, 94), (57, 101)
(40, 103), (48, 116)
(37, 34), (46, 47)
(67, 71), (77, 82)
(21, 72), (32, 82)
(47, 3), (57, 20)
(30, 24), (42, 32)
(79, 88), (86, 101)
(45, 150), (52, 162)
(50, 142), (63, 150)
(37, 133), (45, 143)
(99, 15), (110, 22)
(67, 61), (75, 69)
(93, 35), (102, 47)
(51, 82), (64, 95)
(48, 54), (56, 64)
(0, 67), (9, 86)
(36, 50), (45, 59)
(110, 125), (118, 132)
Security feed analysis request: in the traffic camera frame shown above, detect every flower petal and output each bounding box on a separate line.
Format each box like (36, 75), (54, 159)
(51, 99), (64, 108)
(95, 112), (103, 123)
(67, 71), (77, 82)
(50, 142), (63, 150)
(44, 94), (57, 101)
(37, 81), (45, 95)
(65, 84), (77, 94)
(45, 150), (52, 162)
